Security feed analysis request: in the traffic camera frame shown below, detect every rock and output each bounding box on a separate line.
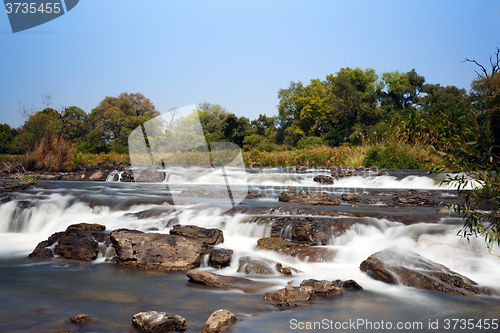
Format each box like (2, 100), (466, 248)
(313, 175), (334, 185)
(332, 279), (363, 290)
(300, 279), (343, 296)
(134, 167), (165, 183)
(186, 269), (273, 292)
(0, 193), (17, 204)
(391, 191), (439, 207)
(66, 223), (106, 232)
(342, 194), (361, 203)
(331, 168), (358, 178)
(360, 248), (490, 296)
(28, 232), (64, 259)
(17, 200), (35, 209)
(256, 237), (297, 250)
(263, 286), (314, 302)
(110, 229), (210, 271)
(201, 309), (237, 333)
(89, 170), (106, 181)
(270, 217), (346, 245)
(256, 237), (336, 262)
(237, 256), (274, 275)
(132, 311), (186, 332)
(120, 171), (134, 182)
(54, 231), (99, 262)
(296, 166), (307, 172)
(169, 225), (224, 245)
(70, 314), (92, 324)
(278, 190), (340, 206)
(208, 249), (233, 269)
(276, 263), (292, 275)
(274, 301), (299, 307)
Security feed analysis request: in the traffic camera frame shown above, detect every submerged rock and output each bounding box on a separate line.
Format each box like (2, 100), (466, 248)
(278, 190), (340, 206)
(256, 237), (336, 262)
(237, 256), (274, 275)
(201, 309), (237, 333)
(264, 286), (315, 303)
(70, 314), (92, 325)
(300, 279), (343, 296)
(111, 229), (210, 271)
(186, 269), (273, 292)
(360, 248), (491, 296)
(132, 311), (186, 332)
(169, 225), (224, 245)
(208, 249), (233, 269)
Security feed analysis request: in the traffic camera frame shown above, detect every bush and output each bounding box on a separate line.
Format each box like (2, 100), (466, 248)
(295, 137), (325, 150)
(364, 141), (422, 169)
(323, 130), (349, 146)
(242, 134), (263, 150)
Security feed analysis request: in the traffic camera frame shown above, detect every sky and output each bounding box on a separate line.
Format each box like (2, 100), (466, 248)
(1, 0), (499, 129)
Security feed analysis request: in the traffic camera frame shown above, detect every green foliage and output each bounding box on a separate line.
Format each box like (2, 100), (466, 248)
(364, 141), (422, 169)
(323, 129), (349, 146)
(295, 136), (325, 150)
(242, 134), (263, 150)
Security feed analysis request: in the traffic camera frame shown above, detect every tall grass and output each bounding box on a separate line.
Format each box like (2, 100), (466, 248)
(25, 134), (75, 172)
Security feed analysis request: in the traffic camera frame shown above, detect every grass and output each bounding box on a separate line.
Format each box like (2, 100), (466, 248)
(0, 141), (447, 170)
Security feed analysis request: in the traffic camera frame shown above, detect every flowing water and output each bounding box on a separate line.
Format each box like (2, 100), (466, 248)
(0, 168), (499, 333)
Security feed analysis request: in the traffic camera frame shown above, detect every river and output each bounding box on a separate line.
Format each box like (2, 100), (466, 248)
(0, 168), (499, 332)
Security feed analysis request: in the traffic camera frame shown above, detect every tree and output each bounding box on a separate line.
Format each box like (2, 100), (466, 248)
(88, 93), (160, 152)
(415, 84), (467, 106)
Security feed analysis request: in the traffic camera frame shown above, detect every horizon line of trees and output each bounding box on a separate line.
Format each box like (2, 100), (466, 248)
(0, 48), (498, 158)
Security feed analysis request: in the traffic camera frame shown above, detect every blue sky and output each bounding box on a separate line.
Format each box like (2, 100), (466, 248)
(1, 0), (499, 128)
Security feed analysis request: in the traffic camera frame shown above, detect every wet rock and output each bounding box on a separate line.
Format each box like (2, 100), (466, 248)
(70, 314), (92, 324)
(342, 194), (361, 203)
(237, 256), (274, 275)
(134, 167), (165, 183)
(28, 232), (64, 259)
(120, 171), (134, 182)
(300, 279), (343, 296)
(125, 207), (174, 219)
(54, 231), (99, 261)
(331, 168), (358, 178)
(279, 190), (340, 206)
(296, 166), (307, 172)
(111, 229), (210, 271)
(256, 237), (297, 250)
(391, 191), (439, 207)
(276, 263), (292, 275)
(332, 279), (363, 290)
(66, 223), (106, 232)
(360, 248), (490, 296)
(0, 193), (17, 204)
(186, 269), (273, 292)
(275, 301), (299, 307)
(169, 225), (224, 245)
(17, 200), (35, 209)
(270, 217), (350, 245)
(201, 309), (237, 333)
(88, 170), (107, 181)
(313, 175), (334, 185)
(208, 249), (233, 269)
(132, 311), (186, 332)
(264, 286), (314, 303)
(256, 237), (336, 262)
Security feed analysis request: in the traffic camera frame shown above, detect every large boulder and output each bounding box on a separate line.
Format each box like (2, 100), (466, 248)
(201, 309), (237, 333)
(132, 311), (186, 332)
(360, 248), (491, 296)
(208, 249), (233, 269)
(256, 237), (336, 262)
(169, 225), (224, 245)
(278, 191), (340, 206)
(300, 279), (343, 296)
(263, 286), (315, 303)
(186, 269), (273, 292)
(270, 216), (349, 245)
(110, 229), (210, 271)
(313, 175), (334, 185)
(28, 223), (107, 261)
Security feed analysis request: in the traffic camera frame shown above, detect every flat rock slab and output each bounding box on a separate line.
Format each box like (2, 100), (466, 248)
(360, 248), (493, 297)
(264, 286), (315, 303)
(169, 225), (224, 245)
(300, 279), (343, 296)
(110, 229), (210, 271)
(279, 191), (340, 206)
(186, 269), (274, 293)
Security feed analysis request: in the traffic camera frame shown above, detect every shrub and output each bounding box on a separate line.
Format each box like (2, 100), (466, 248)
(295, 137), (325, 150)
(323, 130), (349, 146)
(364, 141), (422, 169)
